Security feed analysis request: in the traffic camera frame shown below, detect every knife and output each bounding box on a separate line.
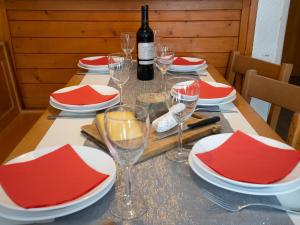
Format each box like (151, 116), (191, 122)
(153, 116), (220, 141)
(167, 71), (206, 76)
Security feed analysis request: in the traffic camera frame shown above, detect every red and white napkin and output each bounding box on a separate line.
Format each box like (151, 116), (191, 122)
(199, 81), (234, 99)
(0, 144), (109, 208)
(195, 131), (300, 184)
(79, 57), (109, 66)
(51, 85), (118, 105)
(173, 57), (205, 66)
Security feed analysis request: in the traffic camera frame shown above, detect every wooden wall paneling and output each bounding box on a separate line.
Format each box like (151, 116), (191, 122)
(4, 0), (257, 109)
(15, 52), (229, 69)
(10, 21), (240, 37)
(20, 83), (64, 98)
(15, 52), (229, 83)
(7, 10), (241, 21)
(16, 69), (76, 84)
(5, 0), (243, 11)
(0, 42), (20, 130)
(12, 37), (238, 54)
(245, 0), (258, 55)
(237, 0), (258, 56)
(237, 0), (250, 54)
(0, 0), (15, 67)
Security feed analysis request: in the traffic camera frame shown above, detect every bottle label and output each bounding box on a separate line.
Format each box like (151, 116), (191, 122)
(138, 42), (154, 65)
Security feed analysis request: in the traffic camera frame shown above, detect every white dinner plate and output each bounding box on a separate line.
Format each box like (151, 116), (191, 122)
(77, 63), (109, 73)
(49, 97), (119, 113)
(197, 81), (236, 106)
(168, 64), (208, 73)
(0, 145), (116, 212)
(0, 180), (114, 222)
(190, 133), (300, 189)
(169, 57), (207, 72)
(78, 56), (109, 71)
(50, 85), (120, 111)
(189, 154), (300, 196)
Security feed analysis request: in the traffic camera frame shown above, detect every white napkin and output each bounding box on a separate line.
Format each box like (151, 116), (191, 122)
(152, 103), (185, 132)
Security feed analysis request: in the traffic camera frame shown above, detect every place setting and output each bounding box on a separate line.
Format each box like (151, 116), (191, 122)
(167, 56), (208, 76)
(189, 130), (300, 196)
(195, 80), (237, 113)
(0, 144), (116, 223)
(77, 56), (110, 75)
(49, 84), (120, 114)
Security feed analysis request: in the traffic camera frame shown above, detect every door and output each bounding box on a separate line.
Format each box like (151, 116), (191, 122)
(282, 0), (300, 79)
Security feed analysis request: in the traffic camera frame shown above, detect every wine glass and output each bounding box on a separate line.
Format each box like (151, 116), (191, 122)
(165, 76), (200, 162)
(103, 104), (149, 220)
(153, 29), (161, 56)
(155, 45), (175, 89)
(120, 32), (135, 59)
(108, 53), (131, 104)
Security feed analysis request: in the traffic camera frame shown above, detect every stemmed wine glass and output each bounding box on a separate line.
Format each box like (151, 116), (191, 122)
(165, 76), (200, 162)
(120, 32), (135, 59)
(153, 29), (161, 55)
(155, 45), (175, 90)
(103, 104), (150, 220)
(108, 53), (132, 104)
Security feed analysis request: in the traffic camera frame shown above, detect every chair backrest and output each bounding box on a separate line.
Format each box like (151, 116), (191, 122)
(226, 51), (293, 86)
(241, 72), (300, 149)
(0, 41), (21, 131)
(226, 51), (293, 130)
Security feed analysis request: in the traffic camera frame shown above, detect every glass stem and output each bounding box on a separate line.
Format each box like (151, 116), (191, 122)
(161, 71), (166, 93)
(123, 165), (132, 205)
(178, 122), (183, 154)
(119, 84), (123, 104)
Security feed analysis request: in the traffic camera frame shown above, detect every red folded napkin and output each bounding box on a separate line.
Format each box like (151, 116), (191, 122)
(51, 85), (118, 105)
(195, 131), (300, 184)
(0, 144), (109, 208)
(79, 56), (109, 66)
(173, 57), (205, 66)
(199, 80), (234, 99)
(175, 81), (233, 99)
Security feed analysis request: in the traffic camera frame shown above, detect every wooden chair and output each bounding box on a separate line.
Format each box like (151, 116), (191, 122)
(226, 50), (293, 130)
(242, 72), (300, 149)
(226, 51), (293, 87)
(0, 41), (42, 163)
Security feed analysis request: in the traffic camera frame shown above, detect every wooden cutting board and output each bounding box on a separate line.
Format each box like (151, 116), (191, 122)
(81, 113), (221, 162)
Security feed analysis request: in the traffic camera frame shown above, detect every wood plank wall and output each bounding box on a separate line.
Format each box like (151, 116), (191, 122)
(2, 0), (257, 109)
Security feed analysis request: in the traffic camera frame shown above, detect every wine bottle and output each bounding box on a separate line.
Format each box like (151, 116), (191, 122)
(136, 5), (154, 80)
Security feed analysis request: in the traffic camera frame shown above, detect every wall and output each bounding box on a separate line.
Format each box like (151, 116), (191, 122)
(252, 0), (290, 63)
(251, 0), (290, 120)
(3, 0), (257, 109)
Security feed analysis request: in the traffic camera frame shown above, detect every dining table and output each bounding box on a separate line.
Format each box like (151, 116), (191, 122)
(3, 64), (300, 225)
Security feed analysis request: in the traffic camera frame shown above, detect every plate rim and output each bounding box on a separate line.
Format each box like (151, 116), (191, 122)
(190, 133), (300, 189)
(78, 56), (108, 68)
(50, 84), (120, 109)
(189, 154), (300, 196)
(170, 56), (207, 68)
(49, 97), (119, 113)
(0, 179), (115, 222)
(197, 81), (236, 104)
(0, 145), (116, 212)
